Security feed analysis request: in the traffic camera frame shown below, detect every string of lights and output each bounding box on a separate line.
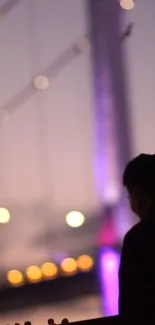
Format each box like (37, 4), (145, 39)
(6, 255), (94, 287)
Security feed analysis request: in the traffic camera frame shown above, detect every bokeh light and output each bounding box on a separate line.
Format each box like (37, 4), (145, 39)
(61, 258), (77, 275)
(0, 208), (11, 224)
(26, 265), (42, 283)
(66, 211), (85, 228)
(77, 255), (94, 272)
(41, 262), (58, 280)
(120, 0), (135, 10)
(34, 75), (49, 90)
(7, 270), (24, 286)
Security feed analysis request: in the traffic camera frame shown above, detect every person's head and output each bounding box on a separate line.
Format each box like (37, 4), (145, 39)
(123, 153), (155, 219)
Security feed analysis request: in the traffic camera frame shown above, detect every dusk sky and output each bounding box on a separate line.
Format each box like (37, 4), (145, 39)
(124, 0), (155, 155)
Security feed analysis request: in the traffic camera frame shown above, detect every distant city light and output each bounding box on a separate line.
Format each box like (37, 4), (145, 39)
(120, 0), (135, 10)
(26, 265), (42, 283)
(61, 258), (77, 275)
(0, 208), (11, 224)
(34, 75), (49, 90)
(7, 270), (24, 286)
(77, 255), (94, 272)
(66, 211), (85, 228)
(41, 262), (58, 279)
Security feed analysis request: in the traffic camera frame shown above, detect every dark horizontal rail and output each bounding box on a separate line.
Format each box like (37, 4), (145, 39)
(61, 316), (120, 325)
(8, 316), (122, 325)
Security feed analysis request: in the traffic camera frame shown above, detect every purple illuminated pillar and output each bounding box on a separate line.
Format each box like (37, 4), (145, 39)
(89, 0), (132, 241)
(100, 249), (120, 316)
(89, 0), (132, 314)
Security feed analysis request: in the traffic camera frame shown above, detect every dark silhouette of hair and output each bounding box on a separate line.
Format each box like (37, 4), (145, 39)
(123, 153), (155, 196)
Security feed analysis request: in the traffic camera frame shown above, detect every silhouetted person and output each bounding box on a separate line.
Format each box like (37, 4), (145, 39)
(119, 153), (155, 322)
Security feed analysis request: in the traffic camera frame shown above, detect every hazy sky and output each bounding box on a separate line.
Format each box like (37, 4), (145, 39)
(124, 0), (155, 156)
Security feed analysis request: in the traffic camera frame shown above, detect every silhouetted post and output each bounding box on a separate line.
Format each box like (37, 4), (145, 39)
(48, 319), (55, 325)
(61, 319), (69, 325)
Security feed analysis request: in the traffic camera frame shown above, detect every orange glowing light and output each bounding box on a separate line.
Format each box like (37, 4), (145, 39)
(61, 258), (77, 275)
(26, 265), (42, 283)
(42, 262), (58, 279)
(77, 255), (94, 272)
(7, 270), (24, 286)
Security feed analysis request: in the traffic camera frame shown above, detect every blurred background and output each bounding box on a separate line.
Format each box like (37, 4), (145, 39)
(0, 0), (154, 323)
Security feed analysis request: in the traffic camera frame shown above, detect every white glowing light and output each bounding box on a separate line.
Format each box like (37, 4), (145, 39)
(0, 208), (11, 224)
(103, 184), (121, 204)
(66, 211), (85, 228)
(120, 0), (135, 10)
(75, 37), (91, 52)
(34, 75), (49, 90)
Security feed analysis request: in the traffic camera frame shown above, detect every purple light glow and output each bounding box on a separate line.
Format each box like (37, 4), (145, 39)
(94, 68), (121, 205)
(55, 252), (68, 264)
(98, 218), (117, 246)
(100, 249), (120, 316)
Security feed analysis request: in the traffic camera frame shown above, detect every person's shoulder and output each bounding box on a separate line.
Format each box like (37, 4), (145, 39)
(124, 221), (141, 245)
(121, 223), (141, 260)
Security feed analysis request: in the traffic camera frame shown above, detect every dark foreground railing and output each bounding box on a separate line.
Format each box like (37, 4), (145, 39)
(7, 316), (122, 325)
